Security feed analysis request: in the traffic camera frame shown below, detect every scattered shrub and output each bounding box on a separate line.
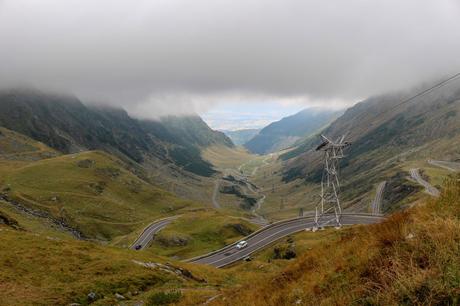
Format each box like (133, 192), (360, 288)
(147, 290), (182, 305)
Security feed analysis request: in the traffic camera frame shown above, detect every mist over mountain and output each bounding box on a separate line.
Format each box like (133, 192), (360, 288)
(222, 129), (260, 146)
(281, 81), (460, 207)
(1, 1), (459, 117)
(0, 89), (232, 177)
(244, 108), (341, 154)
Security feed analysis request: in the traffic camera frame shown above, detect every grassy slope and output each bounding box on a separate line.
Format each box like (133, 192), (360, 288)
(0, 208), (264, 306)
(246, 146), (452, 220)
(0, 127), (59, 160)
(202, 145), (254, 171)
(147, 210), (258, 259)
(0, 150), (199, 240)
(0, 224), (222, 306)
(203, 146), (322, 220)
(212, 175), (460, 306)
(202, 145), (263, 216)
(280, 88), (460, 214)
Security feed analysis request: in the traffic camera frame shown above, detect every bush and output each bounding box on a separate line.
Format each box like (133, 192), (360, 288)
(147, 290), (182, 305)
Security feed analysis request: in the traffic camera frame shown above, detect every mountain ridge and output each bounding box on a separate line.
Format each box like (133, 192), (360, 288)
(244, 108), (341, 154)
(222, 128), (260, 146)
(0, 88), (233, 177)
(280, 81), (460, 210)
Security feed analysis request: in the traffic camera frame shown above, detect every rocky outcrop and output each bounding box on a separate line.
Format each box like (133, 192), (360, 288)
(155, 233), (190, 247)
(132, 260), (206, 283)
(0, 210), (22, 230)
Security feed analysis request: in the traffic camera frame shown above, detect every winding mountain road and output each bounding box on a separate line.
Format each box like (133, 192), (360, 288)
(132, 154), (384, 267)
(428, 159), (460, 172)
(211, 179), (221, 209)
(410, 168), (440, 197)
(188, 213), (383, 268)
(131, 216), (178, 250)
(370, 181), (386, 214)
(213, 155), (271, 225)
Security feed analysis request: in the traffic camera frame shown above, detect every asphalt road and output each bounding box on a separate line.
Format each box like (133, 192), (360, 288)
(410, 168), (440, 197)
(211, 179), (221, 209)
(189, 214), (383, 268)
(371, 181), (386, 214)
(428, 159), (460, 172)
(131, 217), (177, 250)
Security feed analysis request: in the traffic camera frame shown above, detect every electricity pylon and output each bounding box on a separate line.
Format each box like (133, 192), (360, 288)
(314, 134), (350, 229)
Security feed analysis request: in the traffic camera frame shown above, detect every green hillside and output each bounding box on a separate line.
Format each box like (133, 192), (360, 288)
(0, 150), (198, 240)
(0, 127), (59, 161)
(0, 224), (215, 306)
(0, 89), (233, 177)
(280, 83), (460, 210)
(245, 108), (341, 154)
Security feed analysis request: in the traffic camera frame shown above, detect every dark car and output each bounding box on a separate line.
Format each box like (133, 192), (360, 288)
(135, 245), (142, 250)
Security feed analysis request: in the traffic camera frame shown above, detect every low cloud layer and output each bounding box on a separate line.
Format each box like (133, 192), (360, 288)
(1, 0), (460, 117)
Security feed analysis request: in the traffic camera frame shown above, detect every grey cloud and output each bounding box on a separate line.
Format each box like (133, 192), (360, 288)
(1, 0), (460, 117)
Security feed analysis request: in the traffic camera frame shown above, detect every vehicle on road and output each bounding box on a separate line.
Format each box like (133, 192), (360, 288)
(134, 245), (142, 250)
(236, 240), (248, 249)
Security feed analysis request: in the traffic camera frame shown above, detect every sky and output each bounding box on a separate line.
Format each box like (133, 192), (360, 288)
(202, 102), (306, 131)
(1, 0), (460, 129)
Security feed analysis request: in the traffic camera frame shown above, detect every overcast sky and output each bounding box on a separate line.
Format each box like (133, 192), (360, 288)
(1, 0), (460, 125)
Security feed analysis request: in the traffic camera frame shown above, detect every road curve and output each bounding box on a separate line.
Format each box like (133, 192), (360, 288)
(428, 159), (460, 172)
(410, 168), (440, 197)
(131, 216), (178, 250)
(188, 214), (383, 268)
(211, 179), (221, 209)
(371, 181), (386, 214)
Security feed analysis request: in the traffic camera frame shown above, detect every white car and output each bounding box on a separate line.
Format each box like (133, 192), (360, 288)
(236, 240), (248, 249)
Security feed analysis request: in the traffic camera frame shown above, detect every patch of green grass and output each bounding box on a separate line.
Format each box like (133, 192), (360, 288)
(147, 211), (259, 259)
(0, 226), (197, 306)
(147, 290), (182, 305)
(0, 127), (58, 160)
(202, 145), (254, 171)
(239, 157), (265, 176)
(0, 151), (199, 240)
(0, 200), (74, 239)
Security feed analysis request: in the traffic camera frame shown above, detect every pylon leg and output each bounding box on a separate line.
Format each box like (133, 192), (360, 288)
(334, 208), (341, 229)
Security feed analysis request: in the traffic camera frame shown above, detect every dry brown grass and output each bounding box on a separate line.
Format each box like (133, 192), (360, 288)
(211, 176), (460, 306)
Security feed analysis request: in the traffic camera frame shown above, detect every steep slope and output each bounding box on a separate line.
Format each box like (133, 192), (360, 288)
(213, 177), (460, 306)
(0, 222), (213, 306)
(0, 150), (197, 240)
(223, 129), (260, 146)
(0, 127), (59, 161)
(281, 81), (460, 210)
(244, 108), (341, 154)
(0, 89), (233, 177)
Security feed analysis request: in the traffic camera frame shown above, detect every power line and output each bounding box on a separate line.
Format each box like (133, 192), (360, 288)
(370, 71), (460, 122)
(302, 71), (460, 170)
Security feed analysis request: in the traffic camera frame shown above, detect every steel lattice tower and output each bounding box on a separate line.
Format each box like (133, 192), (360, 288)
(314, 134), (350, 229)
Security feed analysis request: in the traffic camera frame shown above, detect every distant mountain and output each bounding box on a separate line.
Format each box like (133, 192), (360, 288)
(223, 129), (260, 146)
(0, 89), (233, 177)
(244, 108), (341, 154)
(281, 81), (460, 208)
